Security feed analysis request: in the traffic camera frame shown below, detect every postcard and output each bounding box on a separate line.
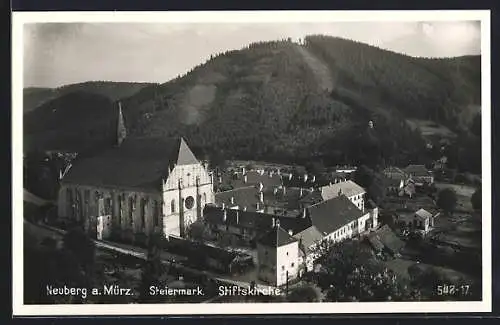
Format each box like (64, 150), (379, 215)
(12, 9), (491, 316)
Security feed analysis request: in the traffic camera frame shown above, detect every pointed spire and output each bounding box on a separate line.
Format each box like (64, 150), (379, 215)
(117, 101), (127, 146)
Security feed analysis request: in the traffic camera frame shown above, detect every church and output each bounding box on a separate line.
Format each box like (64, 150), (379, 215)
(57, 103), (214, 243)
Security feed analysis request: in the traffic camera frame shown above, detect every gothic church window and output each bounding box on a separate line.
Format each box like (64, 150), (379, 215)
(153, 200), (160, 227)
(118, 195), (122, 225)
(105, 198), (112, 215)
(171, 199), (176, 213)
(67, 188), (74, 217)
(129, 196), (134, 226)
(140, 198), (146, 230)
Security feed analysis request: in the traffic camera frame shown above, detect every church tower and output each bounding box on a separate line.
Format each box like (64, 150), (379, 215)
(117, 101), (127, 146)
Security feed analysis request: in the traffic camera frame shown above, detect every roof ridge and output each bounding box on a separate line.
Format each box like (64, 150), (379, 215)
(217, 186), (256, 193)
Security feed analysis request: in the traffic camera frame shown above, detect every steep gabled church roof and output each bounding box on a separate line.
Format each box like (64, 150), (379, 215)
(62, 136), (199, 191)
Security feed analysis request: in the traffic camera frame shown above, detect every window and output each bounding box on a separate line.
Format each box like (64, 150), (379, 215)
(118, 195), (122, 225)
(185, 196), (195, 209)
(286, 252), (289, 256)
(105, 198), (112, 215)
(129, 197), (134, 226)
(140, 198), (146, 229)
(203, 193), (207, 205)
(291, 263), (295, 268)
(153, 200), (160, 227)
(171, 199), (176, 214)
(282, 266), (285, 271)
(67, 188), (73, 216)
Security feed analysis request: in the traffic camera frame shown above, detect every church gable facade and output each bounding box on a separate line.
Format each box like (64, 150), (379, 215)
(161, 157), (214, 238)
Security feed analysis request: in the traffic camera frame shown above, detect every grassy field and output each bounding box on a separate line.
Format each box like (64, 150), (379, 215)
(435, 182), (478, 212)
(406, 119), (456, 139)
(432, 213), (482, 250)
(434, 182), (476, 197)
(384, 258), (471, 283)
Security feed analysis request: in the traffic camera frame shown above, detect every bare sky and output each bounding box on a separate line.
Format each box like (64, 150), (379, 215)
(23, 21), (481, 88)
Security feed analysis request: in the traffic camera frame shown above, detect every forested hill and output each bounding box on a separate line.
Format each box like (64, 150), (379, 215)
(23, 81), (153, 113)
(24, 92), (121, 154)
(24, 36), (481, 170)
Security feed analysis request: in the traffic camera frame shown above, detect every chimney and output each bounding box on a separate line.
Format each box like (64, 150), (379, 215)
(283, 186), (287, 195)
(288, 229), (293, 236)
(276, 218), (280, 228)
(277, 169), (281, 176)
(223, 209), (227, 222)
(259, 182), (264, 192)
(243, 206), (247, 211)
(302, 207), (307, 218)
(289, 174), (293, 181)
(222, 202), (225, 210)
(273, 188), (278, 196)
(312, 175), (316, 183)
(231, 196), (235, 205)
(304, 174), (309, 183)
(242, 166), (246, 175)
(300, 188), (303, 197)
(260, 191), (264, 203)
(243, 174), (248, 183)
(236, 211), (239, 224)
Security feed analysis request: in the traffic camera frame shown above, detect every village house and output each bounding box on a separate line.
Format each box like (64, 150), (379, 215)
(167, 235), (244, 274)
(367, 224), (405, 258)
(393, 208), (440, 235)
(381, 177), (416, 198)
(214, 168), (283, 193)
(57, 104), (214, 243)
(299, 180), (366, 211)
(203, 192), (380, 281)
(404, 164), (434, 186)
(257, 219), (301, 286)
(382, 166), (409, 183)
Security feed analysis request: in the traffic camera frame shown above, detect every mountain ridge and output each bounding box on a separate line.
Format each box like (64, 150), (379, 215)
(23, 35), (481, 170)
(23, 81), (154, 113)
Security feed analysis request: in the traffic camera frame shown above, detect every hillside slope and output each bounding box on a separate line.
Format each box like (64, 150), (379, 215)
(23, 81), (153, 113)
(24, 36), (481, 169)
(24, 92), (121, 153)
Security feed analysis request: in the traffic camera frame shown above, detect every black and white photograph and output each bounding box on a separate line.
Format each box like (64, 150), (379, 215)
(12, 10), (491, 315)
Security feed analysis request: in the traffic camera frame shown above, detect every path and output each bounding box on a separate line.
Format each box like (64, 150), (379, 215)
(295, 45), (334, 92)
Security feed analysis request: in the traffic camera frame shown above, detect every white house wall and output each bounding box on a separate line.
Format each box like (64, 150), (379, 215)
(275, 241), (300, 286)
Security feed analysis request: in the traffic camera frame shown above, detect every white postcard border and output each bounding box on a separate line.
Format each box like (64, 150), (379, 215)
(12, 10), (492, 316)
